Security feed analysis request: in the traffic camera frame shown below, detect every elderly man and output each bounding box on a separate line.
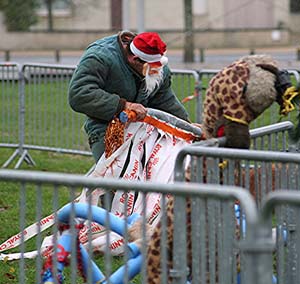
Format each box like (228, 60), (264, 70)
(68, 31), (190, 162)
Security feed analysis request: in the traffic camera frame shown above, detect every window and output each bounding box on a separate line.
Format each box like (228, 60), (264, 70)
(290, 0), (300, 13)
(37, 0), (71, 16)
(38, 0), (71, 9)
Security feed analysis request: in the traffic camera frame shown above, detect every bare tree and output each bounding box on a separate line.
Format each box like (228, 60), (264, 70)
(184, 0), (194, 62)
(111, 0), (122, 31)
(45, 0), (53, 31)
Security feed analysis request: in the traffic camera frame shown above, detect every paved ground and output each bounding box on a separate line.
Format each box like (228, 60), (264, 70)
(1, 46), (300, 70)
(168, 46), (300, 70)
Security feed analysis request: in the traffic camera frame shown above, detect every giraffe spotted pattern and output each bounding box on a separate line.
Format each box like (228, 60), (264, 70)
(202, 60), (255, 138)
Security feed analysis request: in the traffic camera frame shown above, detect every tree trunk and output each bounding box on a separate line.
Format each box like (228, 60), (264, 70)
(46, 0), (53, 31)
(184, 0), (194, 62)
(111, 0), (122, 31)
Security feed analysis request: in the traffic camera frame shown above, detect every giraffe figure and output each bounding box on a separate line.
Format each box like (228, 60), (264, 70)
(145, 54), (297, 283)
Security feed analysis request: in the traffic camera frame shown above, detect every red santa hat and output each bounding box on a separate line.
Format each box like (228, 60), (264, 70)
(130, 32), (168, 66)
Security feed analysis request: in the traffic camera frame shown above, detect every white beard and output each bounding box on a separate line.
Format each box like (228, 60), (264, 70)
(144, 67), (164, 95)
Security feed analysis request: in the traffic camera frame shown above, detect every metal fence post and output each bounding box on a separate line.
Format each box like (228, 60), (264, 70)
(199, 48), (205, 63)
(170, 195), (188, 284)
(55, 49), (60, 63)
(239, 224), (274, 284)
(297, 47), (300, 61)
(260, 191), (300, 284)
(15, 66), (35, 168)
(5, 50), (10, 61)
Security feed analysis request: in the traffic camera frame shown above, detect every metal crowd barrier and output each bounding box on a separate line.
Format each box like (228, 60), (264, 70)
(0, 62), (91, 169)
(2, 169), (300, 284)
(260, 190), (300, 284)
(249, 120), (296, 152)
(171, 69), (202, 123)
(0, 62), (20, 147)
(21, 63), (89, 155)
(0, 169), (279, 284)
(193, 120), (296, 153)
(175, 144), (300, 207)
(0, 63), (201, 168)
(173, 144), (300, 284)
(0, 170), (300, 284)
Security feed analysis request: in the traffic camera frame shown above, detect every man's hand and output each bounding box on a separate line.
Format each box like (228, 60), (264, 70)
(124, 102), (147, 121)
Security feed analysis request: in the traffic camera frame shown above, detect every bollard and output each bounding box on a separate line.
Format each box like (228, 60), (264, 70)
(55, 49), (60, 63)
(297, 47), (300, 61)
(199, 48), (205, 63)
(5, 50), (10, 62)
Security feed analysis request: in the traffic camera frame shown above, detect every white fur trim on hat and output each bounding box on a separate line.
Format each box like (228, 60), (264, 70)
(160, 56), (168, 66)
(130, 41), (168, 65)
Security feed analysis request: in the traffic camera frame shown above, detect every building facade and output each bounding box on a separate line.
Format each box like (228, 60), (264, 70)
(0, 0), (299, 50)
(33, 0), (300, 32)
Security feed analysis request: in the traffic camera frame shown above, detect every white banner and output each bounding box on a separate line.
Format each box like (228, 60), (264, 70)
(0, 120), (192, 260)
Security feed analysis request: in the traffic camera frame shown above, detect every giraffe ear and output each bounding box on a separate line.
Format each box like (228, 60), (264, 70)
(256, 63), (279, 76)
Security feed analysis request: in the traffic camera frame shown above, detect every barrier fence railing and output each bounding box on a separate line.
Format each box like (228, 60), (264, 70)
(249, 120), (295, 151)
(2, 170), (300, 284)
(191, 120), (296, 155)
(0, 62), (20, 148)
(260, 190), (300, 284)
(0, 62), (36, 168)
(171, 69), (202, 123)
(0, 169), (276, 284)
(21, 63), (89, 156)
(174, 145), (300, 284)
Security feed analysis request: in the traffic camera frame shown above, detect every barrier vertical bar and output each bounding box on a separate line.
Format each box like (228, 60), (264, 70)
(2, 64), (35, 168)
(172, 152), (188, 284)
